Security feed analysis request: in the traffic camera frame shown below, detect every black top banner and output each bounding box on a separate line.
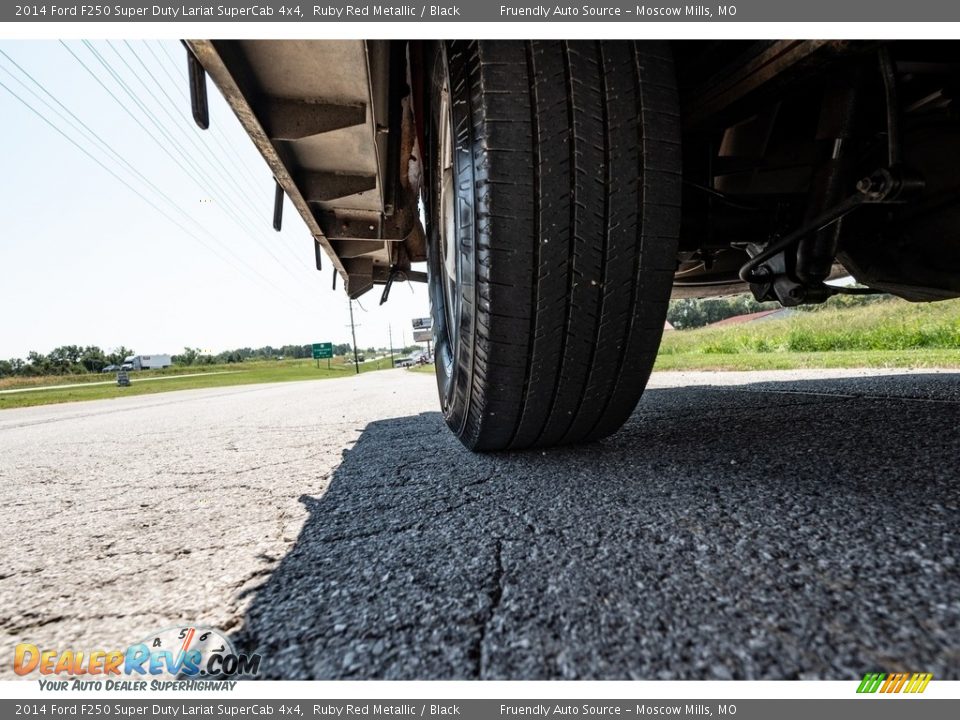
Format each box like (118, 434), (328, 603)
(5, 1), (960, 22)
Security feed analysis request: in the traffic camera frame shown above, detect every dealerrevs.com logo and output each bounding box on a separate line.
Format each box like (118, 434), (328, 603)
(14, 626), (260, 684)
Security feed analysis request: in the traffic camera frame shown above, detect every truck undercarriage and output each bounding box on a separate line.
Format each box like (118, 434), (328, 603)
(187, 39), (960, 449)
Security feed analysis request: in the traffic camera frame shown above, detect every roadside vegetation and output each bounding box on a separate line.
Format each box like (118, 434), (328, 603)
(656, 295), (960, 371)
(408, 363), (436, 374)
(0, 356), (399, 410)
(5, 295), (958, 409)
(0, 342), (423, 381)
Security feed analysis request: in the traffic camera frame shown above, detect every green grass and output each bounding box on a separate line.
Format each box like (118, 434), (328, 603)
(655, 298), (960, 371)
(5, 300), (958, 408)
(0, 363), (240, 391)
(0, 357), (393, 410)
(407, 363), (436, 374)
(654, 348), (960, 371)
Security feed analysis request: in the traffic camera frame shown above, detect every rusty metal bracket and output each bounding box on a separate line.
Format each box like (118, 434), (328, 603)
(261, 98), (366, 141)
(184, 45), (209, 130)
(313, 239), (323, 271)
(379, 268), (398, 305)
(272, 178), (283, 232)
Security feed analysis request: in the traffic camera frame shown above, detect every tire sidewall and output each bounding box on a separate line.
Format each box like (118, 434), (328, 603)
(426, 42), (476, 438)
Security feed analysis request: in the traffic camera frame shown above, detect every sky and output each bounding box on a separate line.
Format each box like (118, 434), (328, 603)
(0, 40), (430, 359)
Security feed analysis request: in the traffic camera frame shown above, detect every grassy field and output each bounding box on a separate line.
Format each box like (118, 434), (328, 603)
(0, 356), (395, 410)
(655, 298), (960, 371)
(4, 299), (958, 410)
(0, 363), (242, 391)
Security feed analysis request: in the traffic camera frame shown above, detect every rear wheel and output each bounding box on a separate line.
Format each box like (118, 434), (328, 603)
(425, 40), (681, 451)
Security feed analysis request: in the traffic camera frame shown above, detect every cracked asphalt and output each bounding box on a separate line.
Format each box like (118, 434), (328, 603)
(1, 368), (958, 680)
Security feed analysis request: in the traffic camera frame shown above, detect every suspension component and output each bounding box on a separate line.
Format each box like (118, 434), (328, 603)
(795, 64), (863, 289)
(739, 46), (925, 306)
(740, 166), (924, 303)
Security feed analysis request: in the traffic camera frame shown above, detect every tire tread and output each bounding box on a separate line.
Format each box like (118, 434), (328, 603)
(439, 40), (680, 450)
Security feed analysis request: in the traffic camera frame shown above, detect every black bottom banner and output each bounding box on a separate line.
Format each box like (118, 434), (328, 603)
(6, 699), (958, 720)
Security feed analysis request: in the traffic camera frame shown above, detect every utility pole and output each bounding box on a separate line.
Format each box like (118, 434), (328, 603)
(388, 324), (394, 369)
(348, 300), (360, 374)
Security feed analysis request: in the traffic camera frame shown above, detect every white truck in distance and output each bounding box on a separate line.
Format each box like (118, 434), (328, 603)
(121, 355), (172, 371)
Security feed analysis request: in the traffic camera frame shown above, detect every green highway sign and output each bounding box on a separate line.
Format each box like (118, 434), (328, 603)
(312, 342), (333, 359)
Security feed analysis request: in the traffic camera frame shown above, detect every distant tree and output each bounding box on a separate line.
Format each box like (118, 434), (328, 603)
(215, 350), (243, 364)
(667, 295), (778, 330)
(278, 344), (309, 359)
(173, 347), (199, 366)
(26, 350), (52, 376)
(47, 345), (83, 373)
(79, 346), (107, 372)
(107, 346), (134, 365)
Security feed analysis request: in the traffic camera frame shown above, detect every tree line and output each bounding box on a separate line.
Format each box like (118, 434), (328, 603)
(0, 345), (135, 378)
(666, 296), (777, 330)
(665, 291), (891, 330)
(172, 343), (422, 365)
(0, 342), (425, 378)
(170, 344), (355, 366)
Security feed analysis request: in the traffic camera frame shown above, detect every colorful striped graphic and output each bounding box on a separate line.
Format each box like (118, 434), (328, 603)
(857, 672), (933, 694)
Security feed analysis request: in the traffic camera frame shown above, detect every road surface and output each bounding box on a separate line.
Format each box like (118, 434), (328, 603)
(1, 368), (957, 679)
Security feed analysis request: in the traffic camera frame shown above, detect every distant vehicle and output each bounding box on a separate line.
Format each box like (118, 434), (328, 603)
(394, 357), (414, 368)
(122, 354), (172, 371)
(101, 364), (120, 373)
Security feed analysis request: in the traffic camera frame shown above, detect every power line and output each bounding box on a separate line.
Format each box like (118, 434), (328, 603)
(155, 40), (259, 165)
(68, 40), (312, 293)
(1, 50), (195, 218)
(118, 41), (272, 221)
(141, 40), (274, 201)
(0, 74), (301, 305)
(0, 49), (300, 304)
(147, 41), (311, 279)
(60, 40), (239, 212)
(86, 40), (278, 245)
(152, 40), (315, 273)
(121, 40), (308, 272)
(103, 40), (312, 289)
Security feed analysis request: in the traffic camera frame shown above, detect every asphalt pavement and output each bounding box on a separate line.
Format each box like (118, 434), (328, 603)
(1, 368), (957, 680)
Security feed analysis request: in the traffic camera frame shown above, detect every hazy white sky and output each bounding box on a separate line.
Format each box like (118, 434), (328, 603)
(0, 40), (430, 359)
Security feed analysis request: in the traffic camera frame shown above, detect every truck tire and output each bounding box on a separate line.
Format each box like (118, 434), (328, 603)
(425, 40), (681, 451)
